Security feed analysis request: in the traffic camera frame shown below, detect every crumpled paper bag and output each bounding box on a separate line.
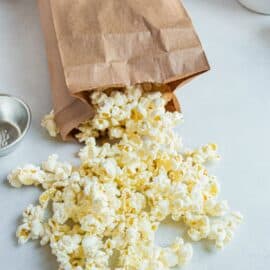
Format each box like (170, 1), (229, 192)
(38, 0), (210, 140)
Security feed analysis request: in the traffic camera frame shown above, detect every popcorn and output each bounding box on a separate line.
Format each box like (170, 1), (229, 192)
(208, 212), (243, 249)
(204, 199), (229, 217)
(41, 110), (59, 137)
(52, 202), (69, 224)
(16, 205), (45, 244)
(42, 154), (72, 181)
(8, 164), (46, 187)
(10, 86), (242, 270)
(101, 158), (120, 178)
(109, 127), (124, 139)
(56, 235), (81, 254)
(82, 235), (102, 255)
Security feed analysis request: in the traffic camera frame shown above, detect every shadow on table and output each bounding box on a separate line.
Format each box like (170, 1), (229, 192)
(258, 27), (270, 46)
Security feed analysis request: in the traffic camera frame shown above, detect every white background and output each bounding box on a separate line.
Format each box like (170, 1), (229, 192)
(0, 0), (269, 269)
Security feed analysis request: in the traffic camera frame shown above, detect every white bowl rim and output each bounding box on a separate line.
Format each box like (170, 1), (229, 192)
(238, 0), (270, 15)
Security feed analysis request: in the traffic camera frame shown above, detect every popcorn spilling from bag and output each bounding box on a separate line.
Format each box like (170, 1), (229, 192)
(8, 87), (242, 270)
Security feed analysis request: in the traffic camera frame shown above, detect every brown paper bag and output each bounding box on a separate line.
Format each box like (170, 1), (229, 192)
(38, 0), (210, 140)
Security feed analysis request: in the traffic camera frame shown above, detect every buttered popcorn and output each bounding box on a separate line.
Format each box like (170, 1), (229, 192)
(9, 86), (242, 270)
(41, 110), (59, 137)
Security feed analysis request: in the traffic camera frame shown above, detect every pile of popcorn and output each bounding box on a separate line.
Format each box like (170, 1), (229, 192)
(9, 87), (242, 270)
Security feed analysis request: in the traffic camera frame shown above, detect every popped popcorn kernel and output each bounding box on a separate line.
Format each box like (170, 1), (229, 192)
(41, 110), (59, 137)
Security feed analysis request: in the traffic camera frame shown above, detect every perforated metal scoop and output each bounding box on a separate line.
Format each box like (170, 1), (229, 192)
(0, 94), (31, 156)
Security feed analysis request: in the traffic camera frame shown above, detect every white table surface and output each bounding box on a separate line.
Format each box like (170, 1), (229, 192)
(0, 0), (269, 269)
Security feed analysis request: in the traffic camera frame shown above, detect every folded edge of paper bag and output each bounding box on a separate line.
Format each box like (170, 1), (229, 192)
(38, 0), (95, 140)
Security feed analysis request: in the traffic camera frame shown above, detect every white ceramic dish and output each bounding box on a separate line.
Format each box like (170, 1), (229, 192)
(238, 0), (270, 14)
